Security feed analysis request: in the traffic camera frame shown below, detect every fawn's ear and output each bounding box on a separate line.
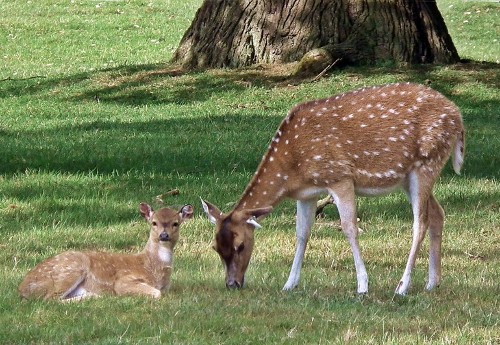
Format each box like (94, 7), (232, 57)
(201, 198), (222, 224)
(179, 204), (194, 222)
(139, 202), (153, 221)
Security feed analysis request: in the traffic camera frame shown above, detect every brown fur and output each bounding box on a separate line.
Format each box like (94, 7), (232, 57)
(202, 83), (464, 294)
(18, 203), (193, 301)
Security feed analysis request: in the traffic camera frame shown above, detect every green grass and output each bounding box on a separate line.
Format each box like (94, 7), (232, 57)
(1, 0), (500, 343)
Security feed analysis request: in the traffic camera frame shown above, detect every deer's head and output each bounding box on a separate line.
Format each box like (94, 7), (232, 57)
(140, 203), (193, 249)
(201, 199), (272, 289)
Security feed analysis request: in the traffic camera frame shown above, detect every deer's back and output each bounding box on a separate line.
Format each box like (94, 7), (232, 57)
(270, 83), (463, 190)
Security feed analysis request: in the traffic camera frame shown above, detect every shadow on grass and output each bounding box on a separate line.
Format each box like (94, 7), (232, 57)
(2, 60), (499, 105)
(1, 62), (499, 215)
(0, 113), (279, 176)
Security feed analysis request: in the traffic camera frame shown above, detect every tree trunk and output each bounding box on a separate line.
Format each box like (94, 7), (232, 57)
(172, 0), (459, 73)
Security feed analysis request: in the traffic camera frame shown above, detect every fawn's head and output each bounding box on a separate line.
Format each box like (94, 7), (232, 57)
(140, 203), (193, 249)
(201, 199), (272, 289)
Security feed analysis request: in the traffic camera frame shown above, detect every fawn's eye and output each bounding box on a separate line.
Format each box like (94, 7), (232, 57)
(152, 221), (157, 226)
(172, 222), (179, 227)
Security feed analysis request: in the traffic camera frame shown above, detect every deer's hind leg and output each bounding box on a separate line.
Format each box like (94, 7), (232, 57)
(19, 251), (91, 301)
(60, 272), (102, 302)
(396, 170), (435, 295)
(426, 193), (444, 291)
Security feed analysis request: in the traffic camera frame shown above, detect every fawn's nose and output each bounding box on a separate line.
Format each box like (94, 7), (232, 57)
(159, 232), (170, 242)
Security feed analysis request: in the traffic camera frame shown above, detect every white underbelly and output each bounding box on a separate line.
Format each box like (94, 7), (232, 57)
(355, 183), (402, 197)
(292, 187), (329, 200)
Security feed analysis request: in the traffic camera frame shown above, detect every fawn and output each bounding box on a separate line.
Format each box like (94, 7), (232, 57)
(202, 83), (464, 295)
(18, 203), (193, 301)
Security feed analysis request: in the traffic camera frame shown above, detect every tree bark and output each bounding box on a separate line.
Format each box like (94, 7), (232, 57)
(172, 0), (459, 73)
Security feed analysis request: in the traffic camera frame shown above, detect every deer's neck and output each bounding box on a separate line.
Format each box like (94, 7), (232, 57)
(234, 125), (297, 212)
(143, 239), (173, 267)
(142, 239), (173, 291)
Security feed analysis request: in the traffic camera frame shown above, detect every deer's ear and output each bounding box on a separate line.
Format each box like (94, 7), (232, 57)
(242, 206), (272, 229)
(246, 206), (273, 220)
(246, 217), (262, 229)
(139, 203), (153, 221)
(201, 198), (222, 224)
(179, 204), (194, 222)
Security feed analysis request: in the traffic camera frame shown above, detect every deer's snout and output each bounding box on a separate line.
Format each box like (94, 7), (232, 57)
(159, 232), (170, 242)
(226, 277), (244, 289)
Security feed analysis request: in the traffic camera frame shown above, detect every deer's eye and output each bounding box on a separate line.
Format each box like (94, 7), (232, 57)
(172, 222), (179, 227)
(152, 221), (157, 226)
(236, 242), (245, 253)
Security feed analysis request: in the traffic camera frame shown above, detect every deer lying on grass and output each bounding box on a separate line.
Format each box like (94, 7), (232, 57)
(18, 203), (193, 301)
(202, 83), (464, 295)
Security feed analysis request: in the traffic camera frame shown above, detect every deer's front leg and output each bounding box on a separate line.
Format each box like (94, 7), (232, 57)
(114, 276), (162, 298)
(282, 199), (317, 291)
(330, 184), (368, 295)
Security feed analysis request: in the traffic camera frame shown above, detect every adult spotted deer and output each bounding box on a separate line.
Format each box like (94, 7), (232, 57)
(202, 83), (464, 295)
(18, 203), (193, 301)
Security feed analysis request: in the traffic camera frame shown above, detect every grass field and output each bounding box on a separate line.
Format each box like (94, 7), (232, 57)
(1, 0), (499, 343)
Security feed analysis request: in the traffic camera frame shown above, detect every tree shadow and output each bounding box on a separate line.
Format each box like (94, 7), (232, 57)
(1, 60), (499, 234)
(0, 114), (278, 175)
(1, 60), (499, 179)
